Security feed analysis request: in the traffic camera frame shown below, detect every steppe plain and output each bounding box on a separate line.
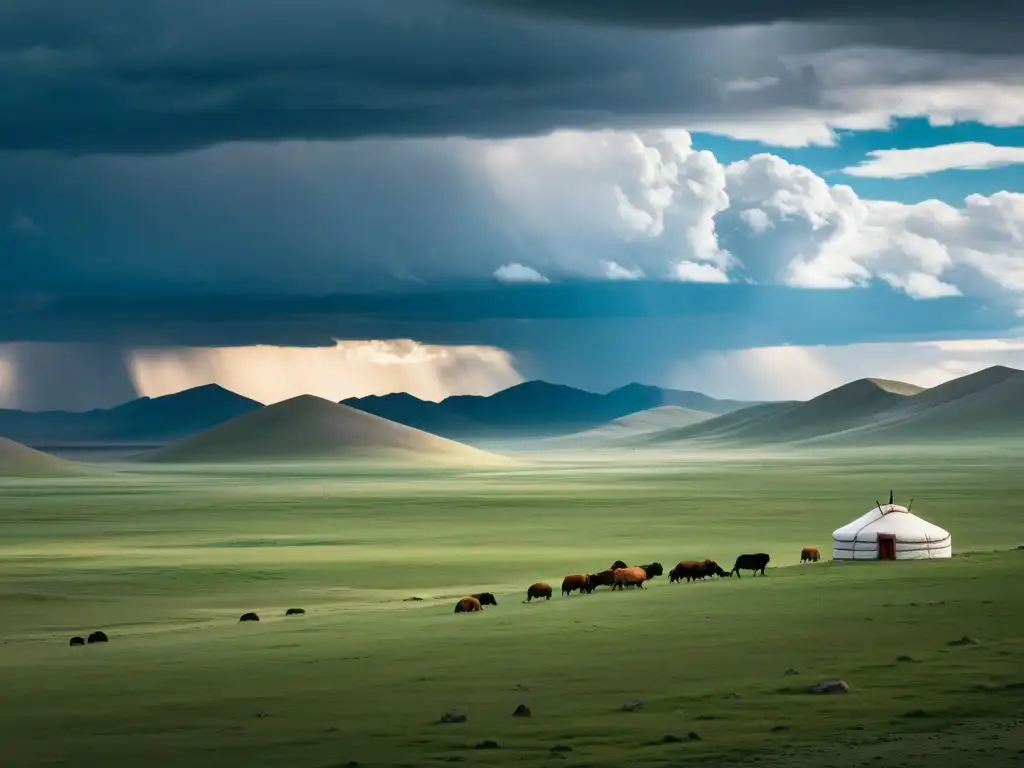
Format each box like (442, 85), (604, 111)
(2, 439), (1022, 767)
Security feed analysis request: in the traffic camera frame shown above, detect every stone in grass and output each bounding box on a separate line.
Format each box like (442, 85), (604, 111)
(512, 704), (531, 717)
(474, 740), (499, 749)
(784, 668), (800, 676)
(947, 635), (980, 647)
(620, 700), (643, 712)
(440, 710), (467, 724)
(809, 680), (850, 694)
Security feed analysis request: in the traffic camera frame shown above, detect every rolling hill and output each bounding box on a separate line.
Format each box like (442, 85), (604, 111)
(637, 377), (919, 446)
(343, 380), (758, 439)
(635, 366), (1024, 449)
(0, 384), (263, 446)
(809, 365), (1024, 445)
(0, 437), (89, 477)
(538, 406), (715, 449)
(141, 395), (511, 466)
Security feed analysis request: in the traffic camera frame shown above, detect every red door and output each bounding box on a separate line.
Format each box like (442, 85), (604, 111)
(877, 534), (896, 560)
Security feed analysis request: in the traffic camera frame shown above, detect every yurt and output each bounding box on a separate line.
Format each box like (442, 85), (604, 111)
(832, 492), (951, 561)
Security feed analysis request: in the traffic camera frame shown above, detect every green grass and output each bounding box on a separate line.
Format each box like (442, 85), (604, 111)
(1, 444), (1023, 767)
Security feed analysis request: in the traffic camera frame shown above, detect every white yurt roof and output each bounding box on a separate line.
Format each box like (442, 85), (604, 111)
(832, 503), (950, 544)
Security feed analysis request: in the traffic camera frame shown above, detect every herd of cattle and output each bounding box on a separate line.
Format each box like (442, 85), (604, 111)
(452, 549), (817, 613)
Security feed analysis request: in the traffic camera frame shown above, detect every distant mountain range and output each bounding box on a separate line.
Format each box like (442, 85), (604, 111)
(0, 384), (263, 446)
(341, 381), (758, 438)
(2, 366), (1020, 458)
(0, 380), (758, 446)
(628, 366), (1024, 448)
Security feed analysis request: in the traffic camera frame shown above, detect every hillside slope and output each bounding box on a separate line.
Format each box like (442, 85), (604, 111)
(0, 437), (89, 477)
(141, 395), (510, 466)
(539, 406), (715, 449)
(638, 377), (919, 446)
(811, 366), (1024, 444)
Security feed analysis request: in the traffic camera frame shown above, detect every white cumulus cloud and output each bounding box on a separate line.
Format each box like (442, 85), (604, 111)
(673, 261), (731, 283)
(603, 261), (645, 280)
(475, 128), (1024, 304)
(740, 208), (773, 233)
(480, 129), (733, 281)
(493, 262), (549, 283)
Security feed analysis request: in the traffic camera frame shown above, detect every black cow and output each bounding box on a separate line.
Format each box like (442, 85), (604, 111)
(731, 553), (770, 577)
(639, 562), (664, 579)
(69, 636), (85, 647)
(239, 612), (260, 622)
(610, 560), (628, 570)
(587, 569), (617, 589)
(285, 608), (306, 616)
(472, 592), (498, 607)
(87, 630), (108, 644)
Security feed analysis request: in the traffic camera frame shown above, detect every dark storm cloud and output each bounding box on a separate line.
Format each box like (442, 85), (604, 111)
(473, 0), (1018, 27)
(2, 281), (1014, 395)
(2, 283), (1008, 347)
(0, 0), (1018, 154)
(3, 288), (1018, 415)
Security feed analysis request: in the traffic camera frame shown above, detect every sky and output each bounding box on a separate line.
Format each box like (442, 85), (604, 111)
(1, 0), (1023, 410)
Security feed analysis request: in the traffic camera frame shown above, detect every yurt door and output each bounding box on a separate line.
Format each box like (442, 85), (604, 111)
(877, 534), (896, 560)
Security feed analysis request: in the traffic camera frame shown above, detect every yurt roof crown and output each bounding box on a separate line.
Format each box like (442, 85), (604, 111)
(874, 490), (912, 515)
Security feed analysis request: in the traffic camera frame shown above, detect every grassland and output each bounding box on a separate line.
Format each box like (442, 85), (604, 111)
(1, 444), (1023, 767)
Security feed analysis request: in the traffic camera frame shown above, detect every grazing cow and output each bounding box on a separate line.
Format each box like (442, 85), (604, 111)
(526, 582), (552, 602)
(454, 596), (482, 613)
(612, 566), (648, 590)
(69, 636), (85, 647)
(640, 562), (664, 579)
(472, 592), (498, 607)
(610, 560), (628, 570)
(669, 560), (707, 583)
(670, 560), (730, 583)
(561, 574), (592, 595)
(587, 569), (617, 589)
(285, 608), (306, 616)
(800, 546), (820, 563)
(731, 553), (771, 578)
(87, 630), (108, 644)
(239, 612), (260, 622)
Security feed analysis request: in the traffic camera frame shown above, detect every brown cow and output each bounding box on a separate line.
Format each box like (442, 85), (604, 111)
(670, 559), (730, 582)
(561, 574), (591, 596)
(612, 566), (647, 590)
(587, 569), (616, 589)
(454, 596), (482, 613)
(801, 546), (820, 563)
(670, 560), (707, 583)
(526, 582), (552, 602)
